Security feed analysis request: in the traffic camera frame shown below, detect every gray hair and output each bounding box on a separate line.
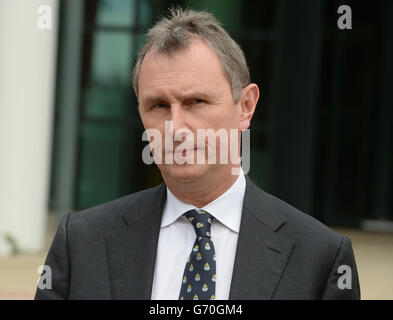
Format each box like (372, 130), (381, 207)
(132, 8), (250, 102)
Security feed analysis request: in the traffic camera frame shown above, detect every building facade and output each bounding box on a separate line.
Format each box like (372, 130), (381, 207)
(1, 0), (392, 255)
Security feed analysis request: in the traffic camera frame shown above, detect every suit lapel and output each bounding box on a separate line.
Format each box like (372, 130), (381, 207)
(105, 183), (166, 299)
(229, 176), (294, 300)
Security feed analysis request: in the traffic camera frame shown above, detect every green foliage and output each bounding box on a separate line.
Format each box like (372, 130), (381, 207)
(4, 233), (20, 256)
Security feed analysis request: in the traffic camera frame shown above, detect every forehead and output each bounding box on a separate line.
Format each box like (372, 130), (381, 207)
(138, 39), (231, 98)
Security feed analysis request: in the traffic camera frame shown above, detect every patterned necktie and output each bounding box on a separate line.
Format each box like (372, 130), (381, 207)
(179, 209), (216, 300)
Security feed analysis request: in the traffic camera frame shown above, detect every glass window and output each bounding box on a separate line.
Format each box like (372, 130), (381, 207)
(96, 0), (136, 27)
(83, 86), (128, 118)
(89, 32), (134, 85)
(77, 122), (126, 209)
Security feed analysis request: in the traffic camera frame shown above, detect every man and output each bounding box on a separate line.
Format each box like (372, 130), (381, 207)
(35, 8), (360, 300)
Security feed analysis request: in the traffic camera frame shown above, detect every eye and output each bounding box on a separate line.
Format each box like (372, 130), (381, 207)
(187, 99), (205, 105)
(153, 103), (169, 109)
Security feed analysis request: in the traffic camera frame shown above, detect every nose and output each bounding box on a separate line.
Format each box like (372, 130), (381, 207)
(166, 103), (194, 150)
(170, 103), (188, 134)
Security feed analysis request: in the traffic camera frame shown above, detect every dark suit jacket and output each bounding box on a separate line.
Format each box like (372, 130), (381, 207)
(35, 176), (360, 299)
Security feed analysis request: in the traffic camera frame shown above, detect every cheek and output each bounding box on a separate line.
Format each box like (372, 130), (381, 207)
(210, 107), (240, 129)
(141, 113), (161, 130)
(140, 119), (165, 143)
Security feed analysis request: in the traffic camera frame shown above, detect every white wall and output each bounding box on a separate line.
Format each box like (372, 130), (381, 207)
(0, 0), (59, 255)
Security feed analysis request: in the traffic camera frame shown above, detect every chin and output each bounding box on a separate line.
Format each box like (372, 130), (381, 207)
(159, 163), (208, 183)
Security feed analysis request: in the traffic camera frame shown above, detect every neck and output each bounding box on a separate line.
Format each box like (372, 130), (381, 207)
(163, 166), (241, 208)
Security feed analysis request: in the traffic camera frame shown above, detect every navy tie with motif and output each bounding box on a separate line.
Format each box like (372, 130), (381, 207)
(179, 209), (216, 300)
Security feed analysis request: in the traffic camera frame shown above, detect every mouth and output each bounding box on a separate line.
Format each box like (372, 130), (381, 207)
(164, 146), (199, 157)
(172, 148), (197, 157)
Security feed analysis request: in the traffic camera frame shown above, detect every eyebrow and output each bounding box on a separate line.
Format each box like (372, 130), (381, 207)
(141, 91), (214, 106)
(141, 96), (168, 107)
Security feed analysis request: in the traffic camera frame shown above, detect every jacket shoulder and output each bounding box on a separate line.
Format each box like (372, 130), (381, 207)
(268, 191), (342, 244)
(245, 176), (343, 247)
(66, 183), (165, 234)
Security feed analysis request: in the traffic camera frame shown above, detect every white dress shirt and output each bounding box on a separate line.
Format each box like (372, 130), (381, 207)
(151, 169), (246, 300)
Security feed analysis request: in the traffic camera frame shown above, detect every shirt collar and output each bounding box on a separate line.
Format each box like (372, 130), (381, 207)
(162, 169), (246, 233)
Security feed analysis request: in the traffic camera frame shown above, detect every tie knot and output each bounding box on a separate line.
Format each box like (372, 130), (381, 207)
(184, 209), (214, 238)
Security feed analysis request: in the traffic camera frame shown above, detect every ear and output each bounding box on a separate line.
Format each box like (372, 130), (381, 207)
(239, 83), (259, 131)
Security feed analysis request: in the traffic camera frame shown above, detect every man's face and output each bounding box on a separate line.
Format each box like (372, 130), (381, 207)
(137, 38), (244, 183)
